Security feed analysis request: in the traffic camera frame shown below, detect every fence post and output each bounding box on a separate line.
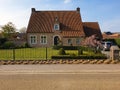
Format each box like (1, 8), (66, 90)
(13, 49), (15, 60)
(46, 47), (47, 60)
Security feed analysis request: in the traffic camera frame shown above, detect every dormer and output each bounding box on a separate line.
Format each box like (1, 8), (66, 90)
(54, 17), (60, 30)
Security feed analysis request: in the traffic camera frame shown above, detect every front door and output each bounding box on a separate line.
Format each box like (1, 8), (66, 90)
(54, 36), (60, 45)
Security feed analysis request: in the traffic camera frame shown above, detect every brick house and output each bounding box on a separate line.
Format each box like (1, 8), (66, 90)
(27, 7), (102, 47)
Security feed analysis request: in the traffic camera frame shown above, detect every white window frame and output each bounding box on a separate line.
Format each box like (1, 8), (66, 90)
(76, 38), (80, 45)
(54, 24), (59, 30)
(68, 39), (72, 45)
(30, 35), (37, 44)
(40, 35), (47, 44)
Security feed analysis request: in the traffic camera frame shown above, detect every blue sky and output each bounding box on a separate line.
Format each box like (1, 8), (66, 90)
(0, 0), (120, 32)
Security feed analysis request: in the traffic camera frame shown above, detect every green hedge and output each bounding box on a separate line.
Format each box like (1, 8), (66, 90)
(53, 45), (95, 51)
(51, 55), (107, 59)
(115, 39), (120, 48)
(53, 45), (80, 50)
(103, 38), (120, 48)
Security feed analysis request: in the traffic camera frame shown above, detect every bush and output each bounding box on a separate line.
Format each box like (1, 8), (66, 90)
(2, 41), (16, 49)
(115, 39), (120, 48)
(58, 48), (66, 55)
(53, 45), (80, 50)
(0, 38), (7, 45)
(51, 55), (107, 59)
(52, 45), (62, 50)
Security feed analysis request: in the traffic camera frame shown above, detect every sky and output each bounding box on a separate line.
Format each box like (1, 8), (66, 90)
(0, 0), (120, 32)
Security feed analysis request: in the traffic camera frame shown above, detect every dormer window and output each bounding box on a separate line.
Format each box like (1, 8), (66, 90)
(54, 24), (59, 30)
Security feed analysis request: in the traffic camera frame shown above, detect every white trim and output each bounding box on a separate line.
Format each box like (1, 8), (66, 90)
(68, 38), (72, 45)
(76, 38), (80, 45)
(30, 35), (37, 44)
(40, 35), (47, 44)
(54, 24), (59, 30)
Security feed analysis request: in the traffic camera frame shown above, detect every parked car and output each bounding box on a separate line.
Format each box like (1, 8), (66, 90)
(102, 41), (112, 51)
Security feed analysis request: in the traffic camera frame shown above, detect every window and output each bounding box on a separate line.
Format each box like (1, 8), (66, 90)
(68, 39), (72, 45)
(76, 38), (80, 45)
(54, 24), (59, 30)
(30, 35), (37, 44)
(41, 35), (47, 44)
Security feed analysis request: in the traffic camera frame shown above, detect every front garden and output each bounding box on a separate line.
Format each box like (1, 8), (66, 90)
(0, 46), (107, 60)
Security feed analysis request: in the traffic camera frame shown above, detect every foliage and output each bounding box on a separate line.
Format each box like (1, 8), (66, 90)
(115, 38), (120, 47)
(1, 22), (16, 38)
(2, 41), (16, 49)
(0, 38), (7, 45)
(103, 38), (120, 47)
(58, 48), (66, 55)
(103, 39), (116, 45)
(81, 35), (101, 48)
(53, 45), (80, 50)
(52, 45), (62, 50)
(0, 47), (106, 60)
(51, 55), (107, 59)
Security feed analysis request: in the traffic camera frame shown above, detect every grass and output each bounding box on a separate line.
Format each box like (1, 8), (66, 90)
(0, 48), (102, 60)
(0, 48), (79, 60)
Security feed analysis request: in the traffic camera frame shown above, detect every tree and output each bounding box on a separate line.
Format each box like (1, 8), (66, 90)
(81, 34), (102, 49)
(1, 22), (16, 38)
(19, 27), (27, 33)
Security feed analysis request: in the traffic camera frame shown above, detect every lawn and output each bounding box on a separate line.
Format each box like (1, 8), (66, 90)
(0, 48), (78, 60)
(0, 47), (102, 60)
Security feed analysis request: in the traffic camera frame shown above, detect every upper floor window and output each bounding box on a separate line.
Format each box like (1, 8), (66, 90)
(30, 35), (37, 44)
(54, 24), (59, 30)
(41, 35), (47, 44)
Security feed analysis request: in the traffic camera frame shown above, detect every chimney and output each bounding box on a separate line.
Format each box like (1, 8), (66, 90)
(32, 8), (36, 12)
(76, 7), (80, 13)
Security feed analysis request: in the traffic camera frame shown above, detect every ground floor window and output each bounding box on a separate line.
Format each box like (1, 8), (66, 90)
(30, 35), (37, 44)
(41, 35), (47, 44)
(68, 39), (72, 45)
(76, 38), (80, 45)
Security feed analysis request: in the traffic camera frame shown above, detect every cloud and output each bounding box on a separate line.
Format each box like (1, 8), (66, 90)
(64, 0), (72, 4)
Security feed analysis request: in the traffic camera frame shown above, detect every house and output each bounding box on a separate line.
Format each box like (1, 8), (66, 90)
(27, 7), (102, 47)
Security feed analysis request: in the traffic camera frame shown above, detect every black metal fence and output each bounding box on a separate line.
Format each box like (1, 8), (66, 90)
(0, 47), (79, 60)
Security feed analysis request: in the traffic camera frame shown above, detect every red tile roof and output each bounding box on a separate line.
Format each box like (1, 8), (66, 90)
(83, 22), (102, 39)
(27, 8), (85, 37)
(27, 8), (102, 39)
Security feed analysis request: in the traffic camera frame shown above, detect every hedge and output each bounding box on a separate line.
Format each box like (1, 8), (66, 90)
(53, 45), (80, 50)
(53, 45), (95, 51)
(51, 55), (107, 59)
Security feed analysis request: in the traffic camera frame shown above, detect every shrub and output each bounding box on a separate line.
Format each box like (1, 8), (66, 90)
(0, 38), (7, 45)
(58, 48), (66, 55)
(51, 55), (107, 59)
(115, 39), (120, 48)
(25, 43), (30, 48)
(52, 45), (62, 50)
(53, 45), (80, 50)
(2, 41), (16, 49)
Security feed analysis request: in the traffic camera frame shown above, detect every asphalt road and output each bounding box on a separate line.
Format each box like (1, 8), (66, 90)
(0, 64), (120, 74)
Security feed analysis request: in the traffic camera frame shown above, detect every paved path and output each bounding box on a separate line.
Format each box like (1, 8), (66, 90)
(0, 64), (120, 74)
